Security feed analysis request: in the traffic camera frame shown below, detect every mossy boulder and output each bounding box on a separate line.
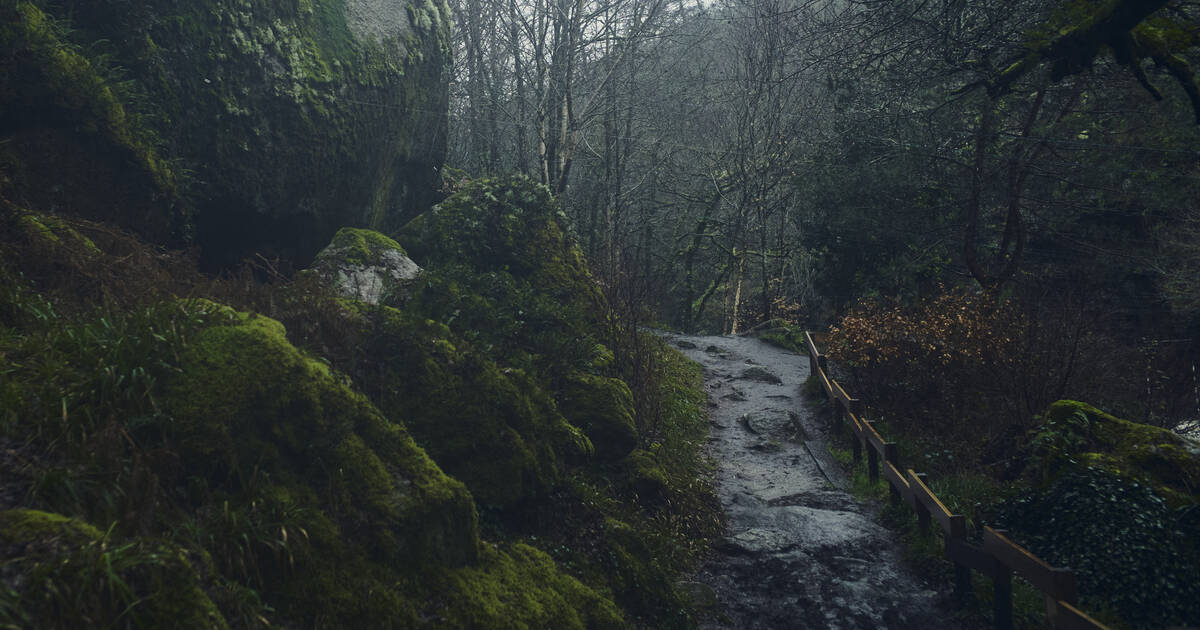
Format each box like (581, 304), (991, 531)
(0, 509), (229, 629)
(162, 299), (479, 568)
(356, 306), (592, 507)
(995, 465), (1199, 629)
(399, 175), (599, 304)
(398, 176), (610, 387)
(753, 322), (808, 355)
(619, 449), (670, 505)
(5, 0), (452, 266)
(1030, 400), (1200, 507)
(1000, 400), (1200, 628)
(310, 227), (422, 305)
(559, 371), (639, 461)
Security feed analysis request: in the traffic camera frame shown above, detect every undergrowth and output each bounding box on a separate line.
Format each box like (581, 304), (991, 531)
(825, 430), (1046, 629)
(0, 178), (722, 628)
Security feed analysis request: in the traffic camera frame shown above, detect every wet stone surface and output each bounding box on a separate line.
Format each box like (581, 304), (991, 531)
(663, 333), (963, 630)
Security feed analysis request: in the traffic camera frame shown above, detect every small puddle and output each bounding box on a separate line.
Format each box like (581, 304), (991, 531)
(664, 333), (964, 629)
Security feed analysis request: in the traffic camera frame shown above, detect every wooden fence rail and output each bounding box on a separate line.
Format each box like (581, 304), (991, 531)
(803, 331), (1109, 630)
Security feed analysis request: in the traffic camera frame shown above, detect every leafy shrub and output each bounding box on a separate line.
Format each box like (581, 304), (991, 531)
(824, 290), (1020, 443)
(994, 466), (1200, 629)
(827, 291), (1016, 374)
(823, 287), (1144, 471)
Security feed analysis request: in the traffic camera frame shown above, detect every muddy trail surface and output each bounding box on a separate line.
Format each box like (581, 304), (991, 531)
(664, 333), (964, 630)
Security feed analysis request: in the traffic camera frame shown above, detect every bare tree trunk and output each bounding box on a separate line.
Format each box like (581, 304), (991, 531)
(509, 0), (529, 175)
(730, 251), (745, 334)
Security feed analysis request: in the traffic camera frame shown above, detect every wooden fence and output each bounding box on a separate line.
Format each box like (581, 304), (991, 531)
(803, 331), (1109, 630)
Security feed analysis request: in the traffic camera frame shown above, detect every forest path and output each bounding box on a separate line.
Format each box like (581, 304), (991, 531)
(663, 333), (964, 629)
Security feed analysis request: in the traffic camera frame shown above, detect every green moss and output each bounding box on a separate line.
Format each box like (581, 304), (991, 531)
(397, 176), (612, 414)
(0, 507), (102, 543)
(0, 199), (713, 630)
(0, 509), (230, 629)
(0, 2), (185, 239)
(323, 226), (407, 266)
(426, 543), (624, 629)
(114, 299), (481, 626)
(162, 300), (479, 568)
(16, 214), (99, 254)
(1034, 400), (1200, 507)
(357, 306), (591, 507)
(619, 449), (669, 505)
(560, 371), (638, 461)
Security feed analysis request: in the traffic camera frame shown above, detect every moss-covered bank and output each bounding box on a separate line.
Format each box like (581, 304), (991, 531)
(0, 175), (720, 628)
(0, 282), (629, 628)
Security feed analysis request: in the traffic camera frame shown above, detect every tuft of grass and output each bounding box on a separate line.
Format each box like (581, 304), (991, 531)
(755, 325), (809, 355)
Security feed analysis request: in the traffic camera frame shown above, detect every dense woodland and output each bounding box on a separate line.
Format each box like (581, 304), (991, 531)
(443, 0), (1200, 425)
(1, 0), (1199, 628)
(440, 4), (1200, 625)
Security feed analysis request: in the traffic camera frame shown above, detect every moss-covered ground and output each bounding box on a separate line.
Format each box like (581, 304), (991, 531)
(0, 175), (720, 628)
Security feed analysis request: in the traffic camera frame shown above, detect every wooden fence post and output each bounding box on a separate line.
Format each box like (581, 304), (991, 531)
(949, 514), (971, 600)
(864, 421), (879, 483)
(850, 411), (862, 463)
(994, 566), (1013, 630)
(884, 443), (901, 504)
(910, 471), (930, 533)
(1045, 569), (1078, 625)
(805, 331), (1111, 630)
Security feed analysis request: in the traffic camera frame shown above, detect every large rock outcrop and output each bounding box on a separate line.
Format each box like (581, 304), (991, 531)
(0, 0), (450, 267)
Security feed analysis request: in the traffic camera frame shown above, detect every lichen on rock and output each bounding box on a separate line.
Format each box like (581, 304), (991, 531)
(345, 0), (415, 46)
(310, 227), (422, 305)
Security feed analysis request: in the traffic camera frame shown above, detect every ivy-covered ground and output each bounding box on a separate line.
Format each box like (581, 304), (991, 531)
(822, 384), (1200, 629)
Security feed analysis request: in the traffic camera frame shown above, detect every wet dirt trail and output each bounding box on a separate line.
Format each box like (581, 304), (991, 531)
(664, 333), (962, 630)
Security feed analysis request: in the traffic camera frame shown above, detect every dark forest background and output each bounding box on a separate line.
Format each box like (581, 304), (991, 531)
(442, 0), (1200, 433)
